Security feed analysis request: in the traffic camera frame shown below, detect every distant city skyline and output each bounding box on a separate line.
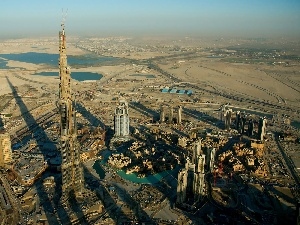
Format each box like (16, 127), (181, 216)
(0, 0), (299, 38)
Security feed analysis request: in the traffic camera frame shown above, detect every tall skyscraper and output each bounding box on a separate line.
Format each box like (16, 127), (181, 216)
(160, 105), (166, 123)
(224, 108), (232, 130)
(176, 169), (188, 204)
(58, 22), (84, 202)
(241, 113), (247, 134)
(176, 150), (206, 205)
(0, 131), (12, 169)
(258, 117), (267, 141)
(114, 99), (130, 139)
(169, 106), (173, 124)
(236, 111), (242, 132)
(248, 119), (254, 136)
(177, 106), (182, 124)
(192, 139), (202, 165)
(205, 147), (216, 173)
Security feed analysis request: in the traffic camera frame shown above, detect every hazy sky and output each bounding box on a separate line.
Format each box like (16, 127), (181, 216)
(0, 0), (299, 38)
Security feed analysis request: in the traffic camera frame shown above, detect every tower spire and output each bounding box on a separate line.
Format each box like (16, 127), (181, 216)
(58, 18), (84, 202)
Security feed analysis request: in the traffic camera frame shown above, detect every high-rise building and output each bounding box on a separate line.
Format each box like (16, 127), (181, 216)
(177, 106), (182, 124)
(193, 172), (205, 201)
(236, 111), (242, 132)
(258, 117), (267, 141)
(58, 22), (84, 202)
(169, 106), (173, 124)
(248, 119), (254, 136)
(176, 169), (188, 204)
(114, 99), (130, 139)
(0, 132), (12, 168)
(160, 104), (183, 124)
(160, 105), (166, 123)
(206, 146), (216, 173)
(241, 113), (247, 134)
(192, 139), (202, 165)
(220, 105), (226, 121)
(176, 148), (206, 205)
(224, 109), (232, 130)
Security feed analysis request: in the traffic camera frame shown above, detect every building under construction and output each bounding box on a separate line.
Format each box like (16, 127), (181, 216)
(58, 22), (84, 202)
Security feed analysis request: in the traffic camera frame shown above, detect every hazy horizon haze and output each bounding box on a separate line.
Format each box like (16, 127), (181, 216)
(0, 0), (299, 39)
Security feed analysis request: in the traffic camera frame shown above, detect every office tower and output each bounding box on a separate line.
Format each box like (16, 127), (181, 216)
(114, 99), (130, 139)
(0, 132), (12, 168)
(220, 105), (226, 121)
(192, 139), (201, 164)
(195, 154), (206, 174)
(241, 113), (246, 134)
(160, 105), (165, 123)
(258, 117), (267, 141)
(236, 111), (242, 132)
(192, 154), (206, 202)
(206, 147), (216, 173)
(58, 22), (84, 202)
(176, 169), (188, 204)
(193, 173), (205, 201)
(248, 119), (254, 136)
(224, 109), (232, 130)
(169, 106), (173, 124)
(176, 154), (206, 205)
(177, 106), (182, 124)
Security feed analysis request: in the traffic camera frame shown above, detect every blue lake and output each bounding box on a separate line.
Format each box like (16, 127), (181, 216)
(92, 150), (180, 184)
(0, 52), (118, 68)
(0, 58), (8, 68)
(34, 72), (103, 82)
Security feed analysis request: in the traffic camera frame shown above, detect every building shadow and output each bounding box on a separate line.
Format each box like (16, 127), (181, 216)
(76, 102), (113, 147)
(82, 165), (132, 224)
(129, 102), (160, 122)
(76, 102), (105, 128)
(5, 77), (74, 224)
(183, 107), (223, 129)
(113, 184), (157, 224)
(248, 183), (297, 225)
(5, 76), (56, 156)
(0, 115), (4, 130)
(129, 102), (149, 117)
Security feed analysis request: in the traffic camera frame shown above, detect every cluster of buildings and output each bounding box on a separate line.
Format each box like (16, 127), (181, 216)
(108, 153), (131, 169)
(220, 106), (267, 141)
(218, 141), (267, 176)
(160, 104), (182, 124)
(176, 140), (216, 206)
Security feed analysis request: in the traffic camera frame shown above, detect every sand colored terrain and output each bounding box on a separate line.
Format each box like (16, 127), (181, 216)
(159, 58), (300, 105)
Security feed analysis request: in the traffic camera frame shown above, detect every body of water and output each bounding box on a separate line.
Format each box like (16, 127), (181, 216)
(92, 150), (180, 184)
(291, 121), (300, 129)
(34, 71), (103, 82)
(0, 58), (9, 69)
(0, 52), (118, 69)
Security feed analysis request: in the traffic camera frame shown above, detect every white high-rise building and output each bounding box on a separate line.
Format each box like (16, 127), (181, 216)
(114, 100), (130, 140)
(176, 169), (188, 204)
(206, 147), (216, 173)
(192, 139), (202, 165)
(177, 106), (182, 124)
